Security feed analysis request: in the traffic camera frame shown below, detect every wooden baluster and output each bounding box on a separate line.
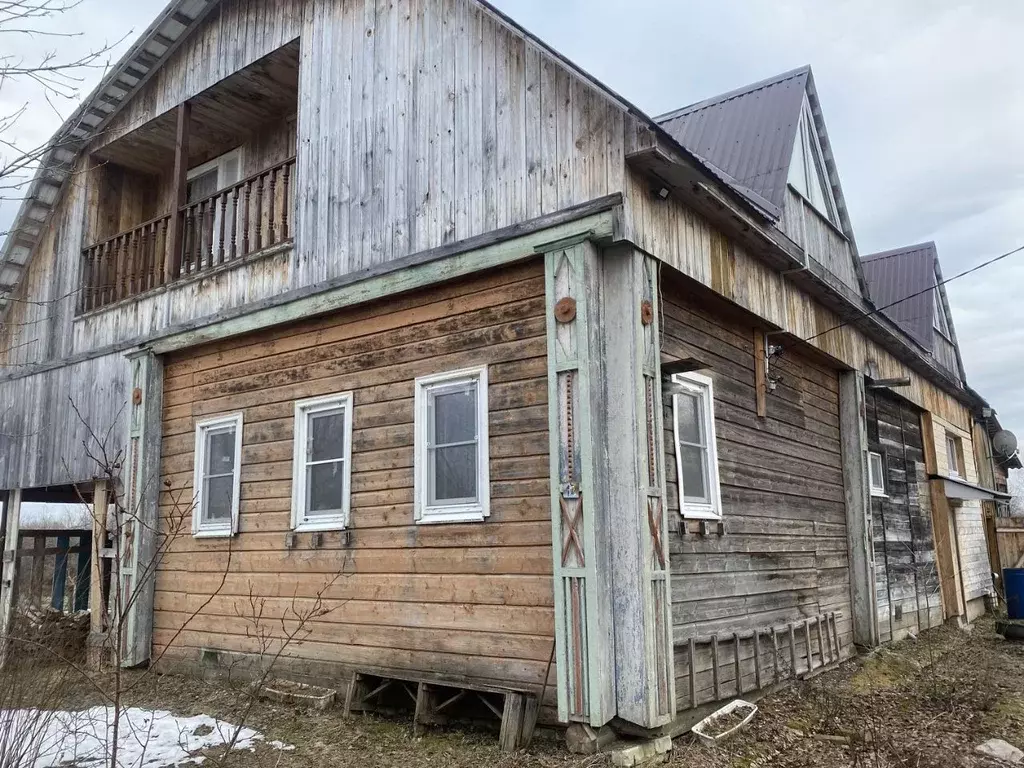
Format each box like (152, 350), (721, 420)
(196, 201), (206, 273)
(268, 169), (277, 246)
(243, 181), (252, 255)
(130, 228), (140, 296)
(160, 217), (169, 286)
(255, 173), (264, 251)
(181, 208), (192, 275)
(80, 250), (91, 313)
(110, 239), (120, 303)
(230, 187), (239, 260)
(218, 191), (227, 264)
(205, 198), (215, 269)
(281, 160), (291, 241)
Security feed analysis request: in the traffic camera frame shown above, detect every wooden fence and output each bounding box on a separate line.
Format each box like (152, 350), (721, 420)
(676, 612), (842, 711)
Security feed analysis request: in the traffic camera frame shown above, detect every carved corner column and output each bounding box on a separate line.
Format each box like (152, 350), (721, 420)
(544, 240), (615, 727)
(120, 349), (164, 667)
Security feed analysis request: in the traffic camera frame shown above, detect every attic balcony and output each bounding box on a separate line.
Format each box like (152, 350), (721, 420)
(77, 41), (299, 314)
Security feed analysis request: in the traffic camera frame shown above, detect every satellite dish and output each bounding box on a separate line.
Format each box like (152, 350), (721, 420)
(993, 430), (1019, 458)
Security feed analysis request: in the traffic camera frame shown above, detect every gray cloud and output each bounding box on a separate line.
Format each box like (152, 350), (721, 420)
(3, 0), (1021, 436)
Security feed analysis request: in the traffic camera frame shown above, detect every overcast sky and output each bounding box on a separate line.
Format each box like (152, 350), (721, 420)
(2, 0), (1022, 435)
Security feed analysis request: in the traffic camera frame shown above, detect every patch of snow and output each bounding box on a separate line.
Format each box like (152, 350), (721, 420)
(0, 706), (293, 767)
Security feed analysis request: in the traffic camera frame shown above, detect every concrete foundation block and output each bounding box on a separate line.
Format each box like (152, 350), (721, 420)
(609, 735), (672, 767)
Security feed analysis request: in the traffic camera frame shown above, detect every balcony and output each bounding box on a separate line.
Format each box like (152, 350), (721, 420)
(79, 156), (295, 312)
(77, 41), (298, 314)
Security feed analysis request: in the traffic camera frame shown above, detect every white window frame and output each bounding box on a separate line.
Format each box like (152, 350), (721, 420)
(787, 95), (840, 225)
(868, 451), (887, 497)
(414, 366), (490, 525)
(932, 267), (951, 338)
(291, 392), (354, 532)
(946, 433), (962, 478)
(672, 371), (723, 520)
(192, 413), (244, 538)
(186, 148), (243, 195)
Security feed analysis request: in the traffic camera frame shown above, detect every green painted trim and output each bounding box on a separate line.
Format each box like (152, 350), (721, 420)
(152, 206), (618, 355)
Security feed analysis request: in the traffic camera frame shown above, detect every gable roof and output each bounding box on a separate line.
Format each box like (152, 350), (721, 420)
(0, 0), (219, 319)
(655, 65), (867, 298)
(0, 0), (779, 325)
(861, 242), (942, 351)
(656, 66), (809, 211)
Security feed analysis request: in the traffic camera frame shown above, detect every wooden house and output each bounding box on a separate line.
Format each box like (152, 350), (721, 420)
(0, 0), (1014, 743)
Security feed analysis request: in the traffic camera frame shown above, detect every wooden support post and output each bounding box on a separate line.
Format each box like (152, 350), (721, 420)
(543, 240), (615, 727)
(595, 244), (674, 727)
(753, 329), (768, 418)
(839, 370), (879, 647)
(74, 532), (91, 612)
(753, 630), (762, 690)
(119, 350), (164, 666)
(0, 489), (22, 668)
(499, 692), (526, 752)
(89, 480), (108, 635)
(733, 633), (742, 696)
(52, 535), (70, 611)
(921, 411), (964, 622)
(688, 637), (697, 708)
(165, 102), (191, 283)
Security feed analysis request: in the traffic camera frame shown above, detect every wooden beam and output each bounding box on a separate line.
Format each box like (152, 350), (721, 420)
(165, 101), (191, 283)
(839, 370), (878, 647)
(753, 329), (768, 418)
(119, 351), (165, 666)
(0, 489), (22, 668)
(152, 198), (620, 354)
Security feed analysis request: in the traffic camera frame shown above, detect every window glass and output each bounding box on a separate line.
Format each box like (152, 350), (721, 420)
(947, 435), (961, 476)
(869, 452), (885, 495)
(672, 372), (721, 520)
(415, 368), (490, 524)
(194, 415), (242, 536)
(292, 397), (352, 530)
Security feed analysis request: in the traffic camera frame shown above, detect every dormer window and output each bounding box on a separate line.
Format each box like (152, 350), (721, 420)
(788, 95), (839, 225)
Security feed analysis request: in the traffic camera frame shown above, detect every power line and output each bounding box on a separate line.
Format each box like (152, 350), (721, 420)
(800, 242), (1024, 345)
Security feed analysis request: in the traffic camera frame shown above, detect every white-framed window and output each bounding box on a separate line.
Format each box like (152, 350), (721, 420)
(932, 267), (951, 338)
(868, 451), (886, 497)
(186, 148), (242, 266)
(672, 372), (722, 520)
(291, 392), (354, 532)
(414, 366), (490, 524)
(946, 433), (962, 478)
(192, 413), (243, 537)
(787, 94), (840, 225)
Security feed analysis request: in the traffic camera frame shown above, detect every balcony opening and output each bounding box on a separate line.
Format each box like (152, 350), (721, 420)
(79, 39), (299, 313)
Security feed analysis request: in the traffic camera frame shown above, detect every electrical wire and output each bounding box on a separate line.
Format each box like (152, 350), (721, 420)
(800, 242), (1024, 345)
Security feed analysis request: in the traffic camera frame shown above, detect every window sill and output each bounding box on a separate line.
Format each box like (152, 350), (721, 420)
(294, 519), (348, 533)
(679, 508), (721, 522)
(417, 505), (488, 525)
(870, 491), (889, 499)
(193, 527), (235, 539)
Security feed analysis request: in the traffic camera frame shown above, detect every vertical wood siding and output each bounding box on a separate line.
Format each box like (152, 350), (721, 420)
(780, 188), (860, 295)
(154, 260), (555, 704)
(658, 275), (852, 710)
(865, 389), (943, 642)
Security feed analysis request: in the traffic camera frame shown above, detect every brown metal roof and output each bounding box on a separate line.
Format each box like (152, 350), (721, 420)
(861, 242), (938, 351)
(655, 67), (809, 212)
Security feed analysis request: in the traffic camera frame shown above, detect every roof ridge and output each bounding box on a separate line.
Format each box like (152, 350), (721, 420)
(862, 241), (937, 261)
(653, 65), (811, 124)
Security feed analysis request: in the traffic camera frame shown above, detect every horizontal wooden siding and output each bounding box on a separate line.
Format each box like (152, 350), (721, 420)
(155, 259), (555, 703)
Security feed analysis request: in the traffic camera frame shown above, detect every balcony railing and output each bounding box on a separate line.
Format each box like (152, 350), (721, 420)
(79, 156), (295, 313)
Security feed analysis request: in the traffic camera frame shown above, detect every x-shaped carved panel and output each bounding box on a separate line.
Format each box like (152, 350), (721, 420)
(560, 493), (585, 567)
(647, 496), (665, 570)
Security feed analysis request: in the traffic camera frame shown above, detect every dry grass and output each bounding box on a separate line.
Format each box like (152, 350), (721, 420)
(13, 617), (1024, 767)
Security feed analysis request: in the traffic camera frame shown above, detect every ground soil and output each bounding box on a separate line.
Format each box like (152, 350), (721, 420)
(26, 617), (1024, 766)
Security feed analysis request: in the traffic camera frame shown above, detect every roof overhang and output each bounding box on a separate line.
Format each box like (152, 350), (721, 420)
(933, 474), (1012, 502)
(0, 0), (220, 320)
(627, 141), (972, 407)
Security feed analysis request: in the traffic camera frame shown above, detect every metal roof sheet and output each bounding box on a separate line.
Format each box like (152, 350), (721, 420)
(655, 67), (810, 211)
(861, 242), (938, 351)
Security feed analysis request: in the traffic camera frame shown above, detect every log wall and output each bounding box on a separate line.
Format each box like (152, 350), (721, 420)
(865, 388), (942, 642)
(658, 274), (853, 711)
(153, 260), (556, 709)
